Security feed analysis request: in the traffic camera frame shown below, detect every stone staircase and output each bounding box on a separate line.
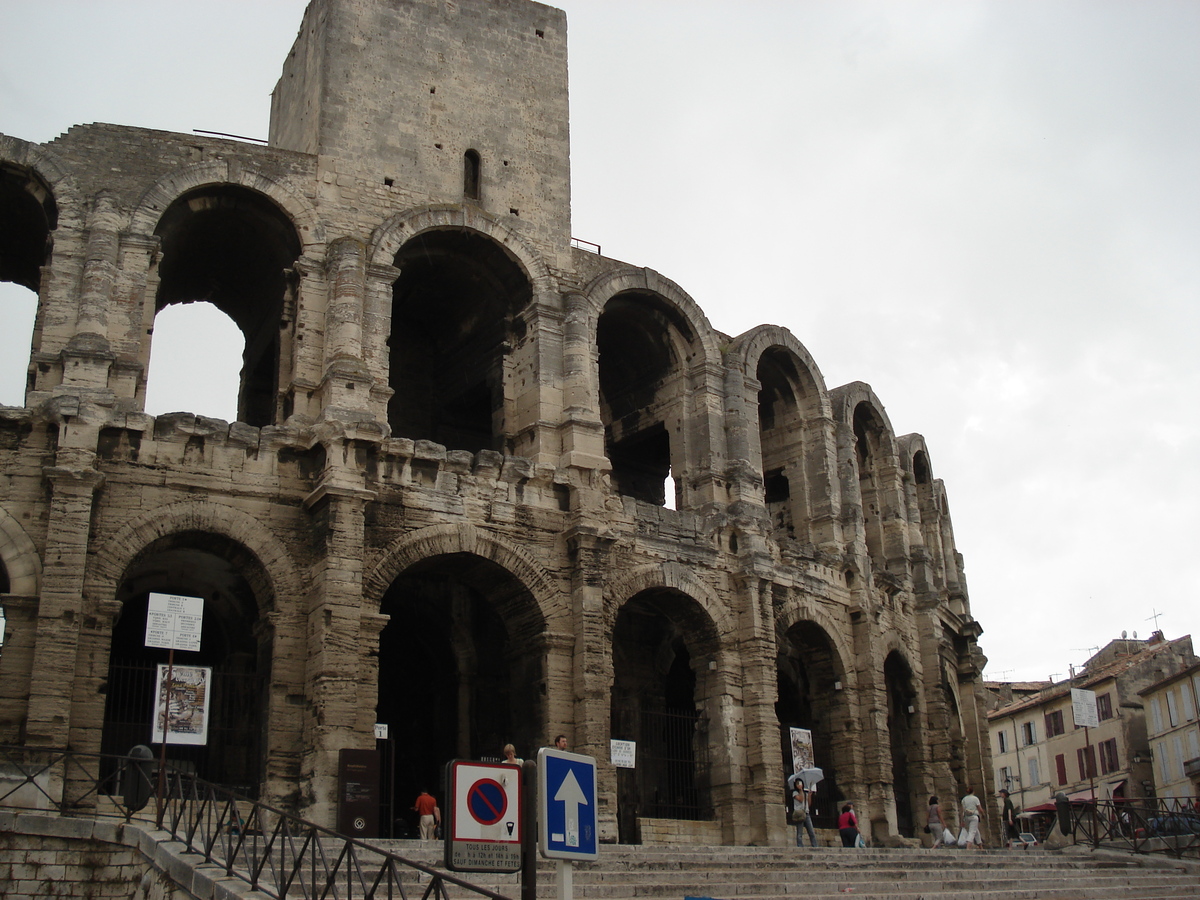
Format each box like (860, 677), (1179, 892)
(371, 841), (1200, 900)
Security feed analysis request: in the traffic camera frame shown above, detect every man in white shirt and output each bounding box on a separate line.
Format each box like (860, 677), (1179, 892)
(959, 787), (986, 849)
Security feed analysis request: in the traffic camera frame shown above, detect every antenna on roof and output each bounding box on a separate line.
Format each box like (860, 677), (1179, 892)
(1145, 609), (1163, 630)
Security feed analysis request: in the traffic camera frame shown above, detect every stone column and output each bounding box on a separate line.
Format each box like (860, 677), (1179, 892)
(24, 446), (104, 748)
(319, 239), (375, 419)
(565, 527), (616, 839)
(299, 473), (379, 827)
(733, 573), (787, 845)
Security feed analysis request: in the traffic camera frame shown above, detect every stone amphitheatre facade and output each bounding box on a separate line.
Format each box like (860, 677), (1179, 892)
(0, 0), (991, 845)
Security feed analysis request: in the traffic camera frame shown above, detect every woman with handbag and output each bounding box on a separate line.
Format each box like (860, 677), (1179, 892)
(926, 795), (946, 847)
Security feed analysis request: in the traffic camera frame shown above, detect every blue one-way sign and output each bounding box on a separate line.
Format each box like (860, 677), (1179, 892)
(537, 747), (599, 860)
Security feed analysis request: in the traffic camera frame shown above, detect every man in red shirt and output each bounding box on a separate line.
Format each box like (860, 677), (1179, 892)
(412, 790), (440, 840)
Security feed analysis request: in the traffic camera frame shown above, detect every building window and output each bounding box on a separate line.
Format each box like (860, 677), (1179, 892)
(1096, 692), (1113, 721)
(1055, 753), (1068, 786)
(1044, 710), (1064, 738)
(1077, 745), (1097, 780)
(1166, 691), (1179, 728)
(1098, 738), (1119, 774)
(1155, 741), (1168, 783)
(1181, 681), (1195, 721)
(1028, 756), (1041, 786)
(1022, 721), (1038, 746)
(1151, 697), (1164, 735)
(1175, 735), (1187, 780)
(998, 766), (1013, 791)
(997, 731), (1008, 753)
(464, 149), (481, 200)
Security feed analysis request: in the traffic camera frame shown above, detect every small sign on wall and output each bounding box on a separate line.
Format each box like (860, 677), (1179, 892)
(610, 739), (636, 769)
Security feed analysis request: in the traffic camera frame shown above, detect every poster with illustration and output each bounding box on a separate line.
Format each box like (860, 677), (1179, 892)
(789, 727), (814, 773)
(151, 664), (211, 745)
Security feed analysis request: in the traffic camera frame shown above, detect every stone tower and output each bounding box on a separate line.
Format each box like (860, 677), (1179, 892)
(0, 0), (992, 845)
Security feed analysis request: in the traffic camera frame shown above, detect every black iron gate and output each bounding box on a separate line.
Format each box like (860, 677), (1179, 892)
(99, 662), (263, 796)
(636, 707), (710, 821)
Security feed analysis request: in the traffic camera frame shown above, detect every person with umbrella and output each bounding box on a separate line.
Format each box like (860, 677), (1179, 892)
(787, 767), (823, 848)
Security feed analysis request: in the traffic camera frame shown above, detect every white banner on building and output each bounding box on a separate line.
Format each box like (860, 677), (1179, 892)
(151, 664), (212, 745)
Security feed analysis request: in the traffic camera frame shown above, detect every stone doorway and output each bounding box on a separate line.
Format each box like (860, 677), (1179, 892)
(375, 553), (544, 836)
(776, 619), (848, 828)
(99, 537), (269, 796)
(611, 588), (717, 844)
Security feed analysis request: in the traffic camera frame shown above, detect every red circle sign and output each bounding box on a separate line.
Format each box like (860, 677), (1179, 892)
(466, 778), (507, 825)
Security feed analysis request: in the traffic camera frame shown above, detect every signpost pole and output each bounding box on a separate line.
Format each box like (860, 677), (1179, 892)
(556, 859), (573, 900)
(155, 647), (174, 828)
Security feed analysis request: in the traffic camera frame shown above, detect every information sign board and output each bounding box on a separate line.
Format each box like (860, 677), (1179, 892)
(538, 748), (599, 860)
(1071, 688), (1099, 728)
(610, 739), (636, 769)
(145, 592), (204, 652)
(445, 760), (522, 873)
(151, 664), (211, 745)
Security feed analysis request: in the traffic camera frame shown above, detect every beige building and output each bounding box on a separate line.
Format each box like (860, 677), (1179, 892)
(987, 635), (1195, 837)
(1139, 661), (1200, 802)
(0, 0), (992, 845)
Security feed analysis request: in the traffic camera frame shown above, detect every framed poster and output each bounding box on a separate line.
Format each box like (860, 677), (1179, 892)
(151, 664), (212, 745)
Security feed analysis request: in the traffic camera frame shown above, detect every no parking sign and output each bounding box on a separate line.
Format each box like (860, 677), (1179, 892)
(445, 760), (523, 872)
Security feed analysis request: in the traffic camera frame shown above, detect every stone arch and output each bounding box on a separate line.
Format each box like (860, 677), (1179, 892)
(584, 268), (722, 508)
(771, 596), (855, 686)
(0, 136), (85, 235)
(364, 522), (563, 626)
(129, 160), (322, 249)
(581, 267), (722, 364)
(725, 324), (832, 414)
(367, 205), (555, 300)
(604, 563), (732, 839)
(85, 499), (303, 610)
(883, 646), (926, 837)
(0, 505), (41, 596)
(602, 562), (731, 643)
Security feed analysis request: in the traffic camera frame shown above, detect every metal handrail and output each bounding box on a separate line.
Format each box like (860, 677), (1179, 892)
(1069, 795), (1199, 859)
(0, 745), (515, 900)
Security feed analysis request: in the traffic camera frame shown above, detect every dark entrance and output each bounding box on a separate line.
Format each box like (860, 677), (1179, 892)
(885, 651), (921, 837)
(776, 620), (846, 827)
(374, 553), (544, 836)
(99, 536), (269, 795)
(611, 588), (715, 843)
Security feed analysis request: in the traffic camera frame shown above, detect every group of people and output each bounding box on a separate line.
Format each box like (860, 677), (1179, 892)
(410, 736), (569, 841)
(791, 780), (1019, 850)
(926, 787), (1018, 849)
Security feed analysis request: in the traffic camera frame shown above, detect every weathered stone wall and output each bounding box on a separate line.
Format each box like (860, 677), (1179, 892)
(0, 0), (992, 846)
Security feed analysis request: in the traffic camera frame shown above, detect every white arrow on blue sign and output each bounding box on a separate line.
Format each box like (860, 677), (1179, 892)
(537, 747), (599, 860)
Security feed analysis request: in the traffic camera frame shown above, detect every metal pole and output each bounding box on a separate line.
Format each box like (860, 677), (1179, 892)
(556, 859), (573, 900)
(521, 759), (537, 900)
(1085, 724), (1097, 848)
(155, 647), (175, 828)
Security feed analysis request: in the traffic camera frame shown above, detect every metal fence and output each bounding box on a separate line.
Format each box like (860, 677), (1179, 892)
(0, 745), (515, 900)
(637, 708), (711, 821)
(1069, 795), (1199, 859)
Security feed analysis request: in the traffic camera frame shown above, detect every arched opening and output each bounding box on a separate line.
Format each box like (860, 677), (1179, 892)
(852, 402), (887, 562)
(463, 150), (481, 201)
(145, 302), (245, 421)
(375, 553), (545, 836)
(387, 230), (532, 454)
(0, 162), (56, 407)
(100, 534), (271, 795)
(597, 292), (694, 507)
(884, 650), (921, 837)
(611, 588), (717, 843)
(153, 186), (302, 428)
(757, 348), (818, 541)
(0, 283), (36, 407)
(775, 620), (848, 828)
(912, 450), (931, 485)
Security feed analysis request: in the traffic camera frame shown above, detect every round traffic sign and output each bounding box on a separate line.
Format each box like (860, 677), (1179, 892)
(466, 778), (507, 825)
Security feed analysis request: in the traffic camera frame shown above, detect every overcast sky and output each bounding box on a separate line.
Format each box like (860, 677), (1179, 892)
(1, 1), (1197, 683)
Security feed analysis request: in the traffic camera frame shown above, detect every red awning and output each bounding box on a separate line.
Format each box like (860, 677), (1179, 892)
(1021, 780), (1127, 813)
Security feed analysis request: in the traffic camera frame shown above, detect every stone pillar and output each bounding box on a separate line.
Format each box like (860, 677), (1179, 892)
(733, 574), (787, 845)
(557, 293), (606, 471)
(565, 527), (616, 839)
(75, 193), (120, 341)
(319, 239), (376, 419)
(299, 473), (380, 826)
(24, 443), (104, 748)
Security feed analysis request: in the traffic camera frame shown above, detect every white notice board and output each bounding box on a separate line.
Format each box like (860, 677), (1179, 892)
(145, 592), (204, 652)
